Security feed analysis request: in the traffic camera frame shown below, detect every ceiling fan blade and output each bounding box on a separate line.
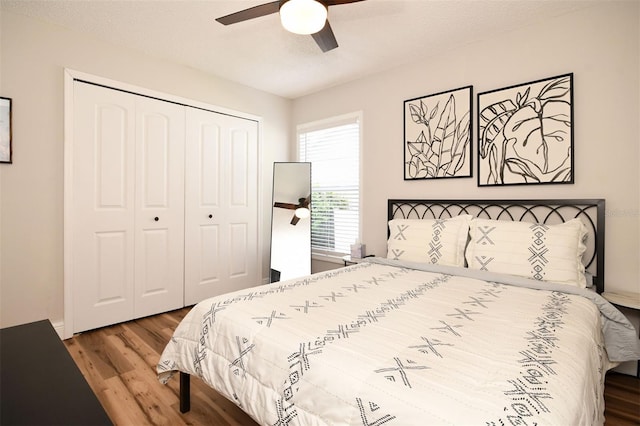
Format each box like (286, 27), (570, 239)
(324, 0), (367, 6)
(216, 1), (280, 25)
(312, 20), (338, 52)
(290, 215), (300, 226)
(274, 202), (298, 210)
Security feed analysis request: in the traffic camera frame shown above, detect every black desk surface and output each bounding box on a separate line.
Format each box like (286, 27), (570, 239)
(0, 319), (112, 426)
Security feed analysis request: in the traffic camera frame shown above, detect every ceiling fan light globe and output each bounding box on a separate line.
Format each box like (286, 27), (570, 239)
(294, 207), (311, 219)
(280, 0), (327, 35)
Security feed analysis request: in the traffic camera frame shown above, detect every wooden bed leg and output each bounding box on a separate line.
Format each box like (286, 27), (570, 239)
(179, 372), (191, 413)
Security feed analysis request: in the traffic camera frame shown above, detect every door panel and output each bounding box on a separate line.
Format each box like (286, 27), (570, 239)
(94, 231), (128, 304)
(185, 109), (259, 304)
(141, 114), (170, 207)
(230, 129), (249, 206)
(229, 223), (249, 278)
(200, 123), (221, 207)
(134, 97), (185, 318)
(96, 106), (128, 209)
(73, 83), (136, 332)
(199, 225), (220, 284)
(226, 123), (259, 289)
(139, 228), (170, 295)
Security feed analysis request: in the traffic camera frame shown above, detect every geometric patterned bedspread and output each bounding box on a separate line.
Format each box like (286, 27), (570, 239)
(158, 261), (610, 425)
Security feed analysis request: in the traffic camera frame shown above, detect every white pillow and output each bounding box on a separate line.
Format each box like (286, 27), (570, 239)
(387, 215), (472, 267)
(465, 218), (588, 288)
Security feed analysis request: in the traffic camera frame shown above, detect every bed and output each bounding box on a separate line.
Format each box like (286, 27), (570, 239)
(158, 199), (640, 425)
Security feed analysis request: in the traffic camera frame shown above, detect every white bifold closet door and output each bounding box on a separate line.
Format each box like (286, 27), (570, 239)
(133, 96), (185, 318)
(70, 81), (260, 333)
(184, 108), (259, 306)
(72, 83), (185, 332)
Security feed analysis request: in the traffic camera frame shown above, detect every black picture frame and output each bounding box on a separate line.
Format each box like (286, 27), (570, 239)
(0, 97), (12, 164)
(477, 73), (574, 187)
(403, 85), (472, 180)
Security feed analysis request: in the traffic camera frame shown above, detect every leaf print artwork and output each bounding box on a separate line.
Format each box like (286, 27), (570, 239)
(478, 74), (574, 186)
(404, 86), (472, 180)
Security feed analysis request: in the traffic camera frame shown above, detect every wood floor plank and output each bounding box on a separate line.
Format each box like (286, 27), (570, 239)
(119, 369), (188, 426)
(604, 372), (640, 424)
(64, 334), (114, 394)
(110, 327), (161, 372)
(125, 319), (175, 355)
(76, 327), (136, 380)
(64, 308), (639, 426)
(99, 375), (155, 426)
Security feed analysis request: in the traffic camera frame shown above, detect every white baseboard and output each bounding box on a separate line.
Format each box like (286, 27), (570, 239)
(51, 321), (65, 340)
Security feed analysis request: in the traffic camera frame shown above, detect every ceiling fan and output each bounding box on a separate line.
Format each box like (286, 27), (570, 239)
(274, 196), (311, 225)
(215, 0), (367, 52)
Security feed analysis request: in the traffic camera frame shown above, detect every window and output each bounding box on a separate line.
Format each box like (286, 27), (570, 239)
(298, 112), (361, 260)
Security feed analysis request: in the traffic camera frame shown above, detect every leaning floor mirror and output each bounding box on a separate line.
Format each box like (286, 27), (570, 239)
(270, 162), (311, 282)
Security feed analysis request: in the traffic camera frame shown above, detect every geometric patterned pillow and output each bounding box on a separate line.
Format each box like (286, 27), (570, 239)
(465, 218), (588, 288)
(387, 215), (472, 267)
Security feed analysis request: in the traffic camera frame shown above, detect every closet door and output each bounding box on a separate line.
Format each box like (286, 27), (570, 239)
(184, 109), (259, 305)
(72, 83), (136, 332)
(71, 83), (185, 333)
(133, 97), (185, 318)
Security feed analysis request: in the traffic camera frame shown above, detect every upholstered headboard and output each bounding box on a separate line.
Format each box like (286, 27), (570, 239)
(387, 199), (606, 293)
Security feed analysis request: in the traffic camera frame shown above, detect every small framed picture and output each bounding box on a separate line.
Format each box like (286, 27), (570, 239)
(0, 97), (12, 164)
(404, 86), (472, 180)
(477, 73), (573, 186)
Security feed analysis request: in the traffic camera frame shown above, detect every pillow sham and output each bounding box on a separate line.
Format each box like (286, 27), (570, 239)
(387, 215), (472, 267)
(465, 218), (588, 288)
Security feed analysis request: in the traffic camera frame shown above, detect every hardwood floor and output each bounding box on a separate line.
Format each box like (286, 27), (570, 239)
(64, 308), (258, 426)
(604, 372), (640, 426)
(65, 307), (639, 426)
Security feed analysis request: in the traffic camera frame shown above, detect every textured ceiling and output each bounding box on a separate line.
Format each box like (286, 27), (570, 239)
(1, 0), (596, 99)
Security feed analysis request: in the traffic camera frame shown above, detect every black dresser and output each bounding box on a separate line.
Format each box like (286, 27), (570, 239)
(0, 319), (112, 425)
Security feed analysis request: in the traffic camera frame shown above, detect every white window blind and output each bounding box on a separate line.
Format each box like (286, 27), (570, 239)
(298, 114), (361, 258)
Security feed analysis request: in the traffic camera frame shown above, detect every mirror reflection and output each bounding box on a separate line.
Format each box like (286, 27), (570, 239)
(270, 162), (311, 282)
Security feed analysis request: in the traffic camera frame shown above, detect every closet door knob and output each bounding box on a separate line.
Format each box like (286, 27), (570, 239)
(208, 214), (213, 219)
(154, 217), (159, 222)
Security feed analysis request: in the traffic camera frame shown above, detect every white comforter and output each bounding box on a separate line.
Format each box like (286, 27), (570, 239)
(158, 259), (639, 426)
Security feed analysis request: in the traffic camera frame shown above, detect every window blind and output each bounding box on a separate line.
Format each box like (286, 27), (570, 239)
(298, 115), (360, 257)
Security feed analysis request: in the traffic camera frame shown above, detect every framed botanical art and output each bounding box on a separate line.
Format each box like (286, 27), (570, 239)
(477, 73), (573, 186)
(404, 85), (472, 180)
(0, 97), (11, 164)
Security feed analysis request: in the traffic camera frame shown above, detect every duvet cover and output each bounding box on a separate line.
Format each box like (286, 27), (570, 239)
(158, 258), (640, 426)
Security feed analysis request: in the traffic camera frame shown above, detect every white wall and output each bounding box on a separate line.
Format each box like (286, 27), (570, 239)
(0, 11), (291, 328)
(294, 2), (640, 298)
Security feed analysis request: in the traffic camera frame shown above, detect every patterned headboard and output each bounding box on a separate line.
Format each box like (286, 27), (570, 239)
(387, 199), (606, 293)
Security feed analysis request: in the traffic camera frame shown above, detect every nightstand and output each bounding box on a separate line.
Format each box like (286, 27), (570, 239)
(602, 291), (640, 377)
